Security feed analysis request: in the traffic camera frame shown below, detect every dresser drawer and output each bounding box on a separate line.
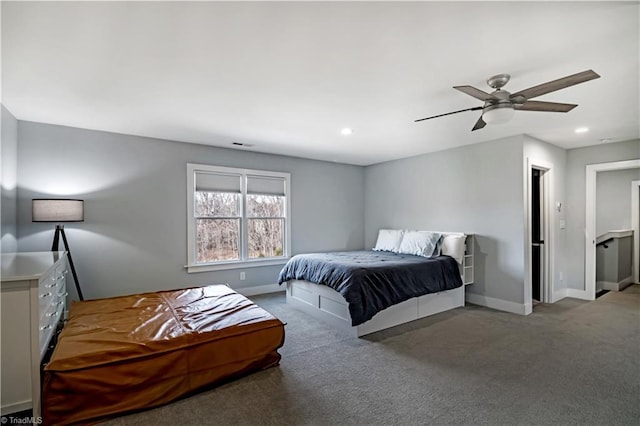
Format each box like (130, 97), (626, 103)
(39, 283), (65, 321)
(39, 264), (67, 359)
(39, 265), (67, 316)
(39, 270), (57, 295)
(38, 289), (56, 313)
(40, 266), (67, 292)
(40, 296), (64, 324)
(53, 262), (68, 283)
(39, 308), (62, 359)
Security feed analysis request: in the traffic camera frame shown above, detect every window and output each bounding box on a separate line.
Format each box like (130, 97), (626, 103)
(187, 164), (291, 272)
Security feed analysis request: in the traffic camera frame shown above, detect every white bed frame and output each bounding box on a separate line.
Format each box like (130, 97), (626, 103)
(285, 234), (474, 337)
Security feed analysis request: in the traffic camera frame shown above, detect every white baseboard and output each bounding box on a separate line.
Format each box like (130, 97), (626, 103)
(619, 275), (635, 290)
(234, 283), (284, 297)
(621, 275), (634, 285)
(599, 275), (634, 292)
(566, 288), (594, 300)
(563, 276), (635, 302)
(465, 292), (529, 315)
(552, 288), (568, 303)
(1, 399), (32, 416)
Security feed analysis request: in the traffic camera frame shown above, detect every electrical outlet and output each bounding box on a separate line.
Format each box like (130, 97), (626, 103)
(240, 272), (246, 281)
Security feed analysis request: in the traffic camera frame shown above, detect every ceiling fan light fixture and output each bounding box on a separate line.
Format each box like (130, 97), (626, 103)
(482, 104), (515, 124)
(415, 70), (599, 131)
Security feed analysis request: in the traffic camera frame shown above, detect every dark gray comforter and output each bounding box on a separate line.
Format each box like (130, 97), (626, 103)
(277, 250), (463, 326)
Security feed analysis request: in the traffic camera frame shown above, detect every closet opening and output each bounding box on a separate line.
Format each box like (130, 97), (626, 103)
(531, 168), (546, 304)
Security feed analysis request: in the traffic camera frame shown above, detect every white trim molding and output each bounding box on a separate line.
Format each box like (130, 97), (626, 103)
(465, 292), (530, 315)
(566, 288), (591, 300)
(186, 163), (292, 273)
(524, 157), (554, 309)
(585, 159), (640, 300)
(632, 180), (639, 284)
(185, 258), (288, 274)
(598, 275), (634, 292)
(552, 288), (568, 303)
(234, 283), (284, 297)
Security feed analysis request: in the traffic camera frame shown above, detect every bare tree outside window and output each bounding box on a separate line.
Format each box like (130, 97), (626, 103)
(195, 192), (285, 262)
(195, 192), (240, 262)
(247, 194), (285, 258)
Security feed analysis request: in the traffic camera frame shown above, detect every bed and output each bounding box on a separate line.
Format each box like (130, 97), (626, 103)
(42, 284), (285, 425)
(279, 232), (474, 337)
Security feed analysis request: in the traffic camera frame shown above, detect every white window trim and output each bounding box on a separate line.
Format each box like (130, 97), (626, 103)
(186, 163), (291, 274)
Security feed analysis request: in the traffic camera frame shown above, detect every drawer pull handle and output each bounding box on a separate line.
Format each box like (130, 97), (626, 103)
(47, 310), (60, 317)
(40, 292), (52, 299)
(46, 282), (59, 288)
(55, 300), (64, 306)
(40, 324), (52, 331)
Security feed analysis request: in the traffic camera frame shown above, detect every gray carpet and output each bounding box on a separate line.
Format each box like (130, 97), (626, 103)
(104, 285), (640, 425)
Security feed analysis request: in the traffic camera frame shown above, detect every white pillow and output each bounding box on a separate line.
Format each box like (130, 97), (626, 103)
(398, 231), (442, 257)
(441, 234), (466, 264)
(373, 229), (405, 252)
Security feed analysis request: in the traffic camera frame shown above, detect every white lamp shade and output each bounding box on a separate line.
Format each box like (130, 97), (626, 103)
(483, 106), (515, 124)
(32, 199), (84, 222)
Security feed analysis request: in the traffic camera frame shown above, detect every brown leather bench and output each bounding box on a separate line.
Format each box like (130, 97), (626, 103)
(42, 285), (285, 425)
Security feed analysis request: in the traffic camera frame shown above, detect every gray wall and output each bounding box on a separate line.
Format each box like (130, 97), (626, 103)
(17, 121), (365, 299)
(1, 105), (18, 253)
(596, 236), (633, 283)
(617, 236), (633, 282)
(365, 136), (526, 304)
(565, 139), (640, 290)
(12, 117), (640, 307)
(596, 168), (640, 236)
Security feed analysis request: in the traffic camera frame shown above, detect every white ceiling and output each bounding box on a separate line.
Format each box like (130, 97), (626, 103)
(3, 1), (639, 166)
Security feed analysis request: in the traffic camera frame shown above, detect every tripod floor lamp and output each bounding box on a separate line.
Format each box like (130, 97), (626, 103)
(32, 198), (85, 301)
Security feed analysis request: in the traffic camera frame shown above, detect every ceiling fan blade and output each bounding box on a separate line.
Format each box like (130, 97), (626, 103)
(453, 85), (497, 101)
(514, 100), (578, 113)
(471, 116), (486, 131)
(511, 69), (600, 101)
(415, 106), (482, 122)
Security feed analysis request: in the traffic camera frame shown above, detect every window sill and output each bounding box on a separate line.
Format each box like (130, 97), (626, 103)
(185, 258), (290, 274)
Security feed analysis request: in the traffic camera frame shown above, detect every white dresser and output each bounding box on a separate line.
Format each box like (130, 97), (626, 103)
(1, 251), (68, 417)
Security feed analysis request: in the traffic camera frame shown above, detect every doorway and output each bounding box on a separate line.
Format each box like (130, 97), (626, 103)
(531, 168), (544, 302)
(525, 158), (553, 312)
(585, 160), (640, 300)
(632, 180), (639, 284)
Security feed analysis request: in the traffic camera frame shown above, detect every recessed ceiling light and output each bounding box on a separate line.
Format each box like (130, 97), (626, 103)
(574, 127), (589, 134)
(340, 128), (353, 136)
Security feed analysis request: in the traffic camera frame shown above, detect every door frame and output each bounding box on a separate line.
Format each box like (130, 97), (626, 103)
(585, 159), (640, 299)
(632, 180), (640, 284)
(525, 158), (553, 313)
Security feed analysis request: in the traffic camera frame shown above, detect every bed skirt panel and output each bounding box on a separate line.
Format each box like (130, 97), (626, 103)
(286, 279), (463, 337)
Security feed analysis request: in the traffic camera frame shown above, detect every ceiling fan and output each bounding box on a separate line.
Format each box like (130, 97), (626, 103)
(415, 70), (600, 131)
